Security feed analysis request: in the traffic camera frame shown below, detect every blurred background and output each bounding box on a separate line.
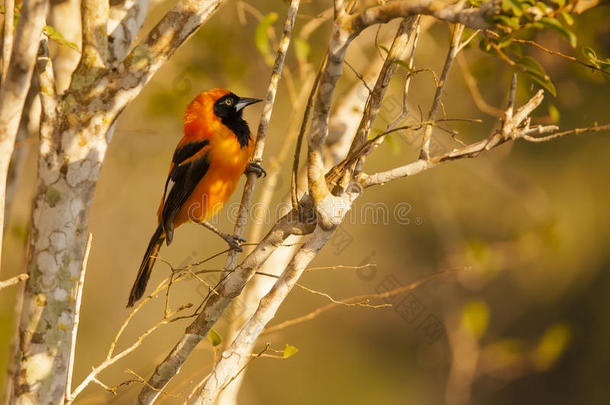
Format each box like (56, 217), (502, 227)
(1, 1), (609, 404)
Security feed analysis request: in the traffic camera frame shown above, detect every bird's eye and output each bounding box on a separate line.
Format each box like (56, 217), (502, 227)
(225, 99), (233, 106)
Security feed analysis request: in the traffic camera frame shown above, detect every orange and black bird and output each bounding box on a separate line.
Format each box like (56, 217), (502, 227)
(127, 88), (264, 307)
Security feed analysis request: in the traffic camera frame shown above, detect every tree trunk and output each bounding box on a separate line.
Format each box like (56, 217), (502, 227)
(11, 114), (112, 403)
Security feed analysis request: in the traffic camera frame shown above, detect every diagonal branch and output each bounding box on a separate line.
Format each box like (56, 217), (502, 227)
(136, 209), (314, 403)
(108, 0), (149, 65)
(225, 0), (301, 270)
(332, 17), (416, 191)
(419, 23), (464, 160)
(100, 0), (225, 109)
(359, 85), (592, 188)
(343, 0), (499, 34)
(74, 0), (110, 77)
(191, 226), (340, 405)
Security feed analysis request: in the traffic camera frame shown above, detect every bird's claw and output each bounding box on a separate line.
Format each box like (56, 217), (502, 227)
(222, 234), (246, 252)
(245, 162), (267, 178)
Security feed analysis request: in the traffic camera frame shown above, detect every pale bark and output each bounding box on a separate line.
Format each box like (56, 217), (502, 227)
(0, 0), (48, 274)
(9, 0), (227, 403)
(191, 226), (341, 404)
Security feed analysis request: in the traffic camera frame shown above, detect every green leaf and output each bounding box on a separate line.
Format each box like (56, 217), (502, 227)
(502, 0), (523, 16)
(535, 1), (549, 14)
(538, 17), (577, 47)
(560, 10), (574, 26)
(377, 44), (390, 55)
(497, 35), (514, 49)
(534, 323), (571, 370)
(207, 329), (222, 347)
(43, 25), (80, 52)
(548, 104), (560, 123)
(583, 46), (600, 68)
(461, 300), (490, 339)
(516, 56), (556, 96)
(392, 59), (413, 73)
(582, 46), (610, 68)
(293, 38), (310, 62)
(550, 0), (566, 6)
(384, 134), (401, 154)
(283, 344), (299, 359)
(254, 12), (279, 66)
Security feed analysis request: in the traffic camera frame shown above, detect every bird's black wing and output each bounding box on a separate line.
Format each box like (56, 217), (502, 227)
(161, 139), (210, 244)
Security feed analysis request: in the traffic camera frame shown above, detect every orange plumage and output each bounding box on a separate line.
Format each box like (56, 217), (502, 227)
(127, 88), (261, 307)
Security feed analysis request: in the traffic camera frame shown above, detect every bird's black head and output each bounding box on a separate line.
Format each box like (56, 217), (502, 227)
(213, 92), (262, 149)
(213, 93), (262, 120)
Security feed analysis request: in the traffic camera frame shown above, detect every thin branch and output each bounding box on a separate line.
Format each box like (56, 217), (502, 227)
(291, 55), (325, 212)
(225, 0), (301, 270)
(513, 38), (608, 73)
(137, 208), (314, 404)
(344, 59), (373, 94)
(419, 23), (464, 160)
(1, 0), (14, 82)
(456, 53), (503, 117)
(0, 273), (28, 291)
(347, 17), (416, 161)
(191, 226), (339, 404)
(522, 122), (610, 143)
(343, 0), (499, 34)
(360, 84), (564, 187)
(386, 16), (422, 132)
(64, 233), (92, 403)
(264, 268), (464, 334)
(68, 305), (190, 403)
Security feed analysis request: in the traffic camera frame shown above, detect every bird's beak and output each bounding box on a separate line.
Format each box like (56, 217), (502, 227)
(235, 97), (263, 112)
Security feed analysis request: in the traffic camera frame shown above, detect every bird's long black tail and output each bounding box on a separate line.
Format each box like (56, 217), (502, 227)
(127, 225), (165, 307)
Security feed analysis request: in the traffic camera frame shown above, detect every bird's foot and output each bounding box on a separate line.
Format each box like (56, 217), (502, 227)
(245, 162), (267, 178)
(202, 221), (246, 252)
(220, 233), (246, 252)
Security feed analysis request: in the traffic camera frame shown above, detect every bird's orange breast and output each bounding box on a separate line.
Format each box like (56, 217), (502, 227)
(172, 124), (254, 227)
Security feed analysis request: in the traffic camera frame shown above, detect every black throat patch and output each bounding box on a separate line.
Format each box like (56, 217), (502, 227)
(220, 115), (251, 149)
(214, 93), (252, 149)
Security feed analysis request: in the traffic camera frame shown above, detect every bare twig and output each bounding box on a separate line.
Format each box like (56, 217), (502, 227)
(291, 56), (325, 212)
(456, 53), (503, 117)
(1, 0), (14, 81)
(386, 16), (422, 132)
(522, 123), (610, 143)
(514, 38), (608, 73)
(347, 17), (416, 162)
(419, 23), (464, 160)
(192, 226), (341, 404)
(343, 0), (498, 34)
(224, 0), (301, 271)
(360, 83), (566, 188)
(265, 268), (464, 334)
(0, 273), (28, 291)
(64, 233), (92, 403)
